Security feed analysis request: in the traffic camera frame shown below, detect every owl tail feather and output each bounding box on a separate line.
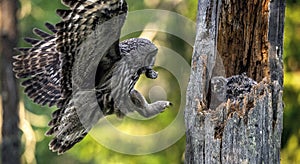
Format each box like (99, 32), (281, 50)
(45, 106), (89, 154)
(46, 91), (103, 154)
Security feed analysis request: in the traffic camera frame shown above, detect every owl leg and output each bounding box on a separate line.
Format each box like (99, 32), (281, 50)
(129, 89), (172, 118)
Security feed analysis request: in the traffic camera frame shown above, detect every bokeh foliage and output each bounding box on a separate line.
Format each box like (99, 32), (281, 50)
(17, 0), (193, 163)
(281, 1), (300, 163)
(13, 0), (300, 163)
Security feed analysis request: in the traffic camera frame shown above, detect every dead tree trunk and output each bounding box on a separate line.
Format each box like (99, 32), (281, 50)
(0, 0), (20, 163)
(185, 0), (285, 163)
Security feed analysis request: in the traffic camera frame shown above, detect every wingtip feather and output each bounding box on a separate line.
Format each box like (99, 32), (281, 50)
(33, 28), (51, 38)
(45, 22), (57, 33)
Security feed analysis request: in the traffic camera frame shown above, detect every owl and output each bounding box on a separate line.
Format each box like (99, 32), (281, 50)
(13, 0), (171, 154)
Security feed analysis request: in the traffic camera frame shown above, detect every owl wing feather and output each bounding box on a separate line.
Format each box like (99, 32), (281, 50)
(13, 0), (127, 107)
(48, 0), (127, 154)
(13, 0), (128, 154)
(13, 25), (63, 107)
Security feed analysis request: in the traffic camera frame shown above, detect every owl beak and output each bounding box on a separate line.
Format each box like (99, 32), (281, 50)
(145, 68), (158, 79)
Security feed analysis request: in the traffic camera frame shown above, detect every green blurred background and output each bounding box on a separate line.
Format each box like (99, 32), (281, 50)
(1, 0), (300, 163)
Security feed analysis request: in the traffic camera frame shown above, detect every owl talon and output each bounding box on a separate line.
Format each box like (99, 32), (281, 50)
(164, 101), (172, 109)
(13, 0), (164, 154)
(159, 101), (172, 113)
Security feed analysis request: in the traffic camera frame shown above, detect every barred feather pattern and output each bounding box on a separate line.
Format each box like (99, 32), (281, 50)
(13, 0), (128, 153)
(46, 0), (128, 154)
(13, 0), (171, 155)
(46, 90), (101, 154)
(45, 38), (159, 154)
(13, 0), (127, 107)
(13, 26), (64, 106)
(55, 0), (128, 102)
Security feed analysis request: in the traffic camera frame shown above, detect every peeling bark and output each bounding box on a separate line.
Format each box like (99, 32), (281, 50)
(185, 0), (285, 163)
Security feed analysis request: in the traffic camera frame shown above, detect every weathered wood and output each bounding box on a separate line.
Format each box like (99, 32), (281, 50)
(217, 0), (271, 81)
(185, 0), (285, 163)
(0, 0), (20, 163)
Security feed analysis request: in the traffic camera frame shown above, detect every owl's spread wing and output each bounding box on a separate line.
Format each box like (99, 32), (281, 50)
(13, 0), (128, 107)
(13, 25), (63, 107)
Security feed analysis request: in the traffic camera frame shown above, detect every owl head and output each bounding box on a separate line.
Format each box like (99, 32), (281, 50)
(119, 38), (158, 75)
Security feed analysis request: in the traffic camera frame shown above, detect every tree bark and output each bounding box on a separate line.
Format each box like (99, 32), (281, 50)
(185, 0), (285, 163)
(0, 0), (20, 163)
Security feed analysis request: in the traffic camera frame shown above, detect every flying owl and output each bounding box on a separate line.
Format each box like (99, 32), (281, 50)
(13, 0), (171, 154)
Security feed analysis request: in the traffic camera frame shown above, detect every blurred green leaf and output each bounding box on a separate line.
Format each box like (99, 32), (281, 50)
(16, 0), (300, 163)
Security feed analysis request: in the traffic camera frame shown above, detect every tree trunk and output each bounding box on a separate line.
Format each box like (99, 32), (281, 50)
(185, 0), (285, 163)
(0, 0), (20, 163)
